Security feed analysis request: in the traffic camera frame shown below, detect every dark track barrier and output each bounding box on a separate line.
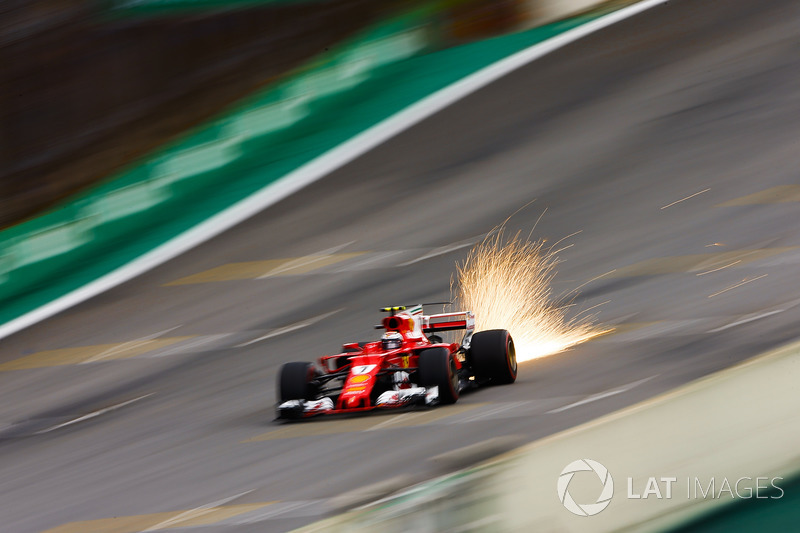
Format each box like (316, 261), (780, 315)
(1, 0), (384, 227)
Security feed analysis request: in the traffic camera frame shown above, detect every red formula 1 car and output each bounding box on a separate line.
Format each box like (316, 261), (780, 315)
(276, 304), (517, 419)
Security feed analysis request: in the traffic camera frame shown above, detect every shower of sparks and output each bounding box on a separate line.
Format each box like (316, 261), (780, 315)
(454, 229), (609, 362)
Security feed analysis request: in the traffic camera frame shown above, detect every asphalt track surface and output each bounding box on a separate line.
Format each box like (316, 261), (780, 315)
(2, 0), (799, 531)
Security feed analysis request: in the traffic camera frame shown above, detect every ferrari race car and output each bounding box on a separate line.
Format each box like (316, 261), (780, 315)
(276, 304), (517, 419)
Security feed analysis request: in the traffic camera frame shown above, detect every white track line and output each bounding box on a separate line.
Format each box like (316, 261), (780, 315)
(81, 325), (182, 364)
(232, 500), (320, 524)
(457, 401), (530, 423)
(331, 250), (403, 272)
(366, 411), (430, 431)
(141, 490), (254, 531)
(398, 241), (477, 266)
(707, 309), (785, 333)
(547, 376), (657, 414)
(35, 394), (153, 434)
(0, 0), (669, 342)
(236, 309), (343, 347)
(236, 323), (312, 347)
(548, 389), (627, 413)
(257, 241), (356, 279)
(147, 333), (233, 357)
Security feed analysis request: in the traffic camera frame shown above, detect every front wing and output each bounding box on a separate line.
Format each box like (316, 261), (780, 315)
(277, 386), (440, 419)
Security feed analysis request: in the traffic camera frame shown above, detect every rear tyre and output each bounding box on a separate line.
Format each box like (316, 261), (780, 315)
(469, 329), (517, 384)
(278, 362), (320, 402)
(417, 347), (459, 404)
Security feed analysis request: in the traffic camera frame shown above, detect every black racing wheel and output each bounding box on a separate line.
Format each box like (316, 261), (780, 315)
(469, 329), (517, 384)
(277, 362), (320, 402)
(417, 347), (459, 404)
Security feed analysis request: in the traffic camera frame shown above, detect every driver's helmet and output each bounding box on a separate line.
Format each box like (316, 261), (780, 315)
(381, 331), (403, 350)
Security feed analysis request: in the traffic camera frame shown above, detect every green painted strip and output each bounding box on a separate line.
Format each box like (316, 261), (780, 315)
(105, 0), (479, 18)
(669, 473), (800, 532)
(0, 10), (605, 328)
(107, 0), (331, 16)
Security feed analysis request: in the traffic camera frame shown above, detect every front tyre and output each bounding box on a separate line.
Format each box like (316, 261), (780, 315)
(417, 347), (459, 404)
(278, 362), (320, 402)
(469, 329), (517, 384)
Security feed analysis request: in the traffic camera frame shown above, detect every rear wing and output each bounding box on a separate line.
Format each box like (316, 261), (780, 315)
(423, 311), (475, 333)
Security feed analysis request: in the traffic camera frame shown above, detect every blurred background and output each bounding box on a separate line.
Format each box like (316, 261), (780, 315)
(2, 0), (798, 531)
(1, 0), (541, 228)
(1, 0), (619, 325)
